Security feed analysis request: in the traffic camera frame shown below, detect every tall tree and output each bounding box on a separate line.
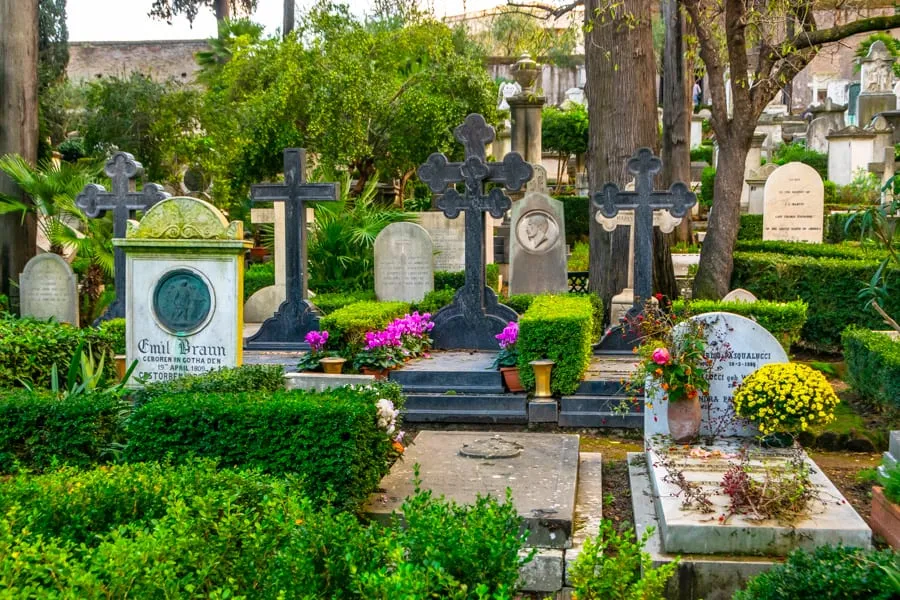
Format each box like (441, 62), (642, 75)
(0, 0), (39, 308)
(38, 0), (68, 90)
(148, 0), (256, 25)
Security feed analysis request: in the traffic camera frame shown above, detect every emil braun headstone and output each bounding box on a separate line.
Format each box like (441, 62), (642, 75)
(374, 222), (434, 302)
(115, 197), (251, 385)
(644, 312), (789, 439)
(763, 162), (824, 243)
(19, 253), (79, 326)
(509, 192), (567, 295)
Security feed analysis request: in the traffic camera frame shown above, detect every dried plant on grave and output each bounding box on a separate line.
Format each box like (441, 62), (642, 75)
(657, 451), (715, 514)
(719, 452), (816, 526)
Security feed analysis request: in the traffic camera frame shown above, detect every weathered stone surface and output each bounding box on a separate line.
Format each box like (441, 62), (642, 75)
(564, 453), (603, 586)
(415, 211), (466, 272)
(374, 222), (434, 302)
(19, 253), (78, 326)
(244, 286), (281, 323)
(127, 196), (242, 240)
(722, 288), (758, 303)
(526, 164), (550, 194)
(806, 116), (832, 154)
(763, 162), (824, 243)
(284, 372), (375, 392)
(519, 549), (564, 593)
(509, 192), (567, 295)
(827, 126), (876, 186)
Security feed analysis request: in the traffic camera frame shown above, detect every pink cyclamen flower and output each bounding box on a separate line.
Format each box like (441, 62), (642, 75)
(652, 347), (671, 365)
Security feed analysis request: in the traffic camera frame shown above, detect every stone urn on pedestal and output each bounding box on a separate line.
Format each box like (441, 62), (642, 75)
(512, 53), (540, 95)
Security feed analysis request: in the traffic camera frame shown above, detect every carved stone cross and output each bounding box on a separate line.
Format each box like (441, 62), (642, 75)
(592, 148), (696, 309)
(245, 148), (340, 350)
(417, 113), (533, 349)
(76, 151), (169, 322)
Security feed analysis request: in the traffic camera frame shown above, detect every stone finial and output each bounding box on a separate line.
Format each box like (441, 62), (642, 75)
(127, 196), (243, 240)
(512, 53), (540, 94)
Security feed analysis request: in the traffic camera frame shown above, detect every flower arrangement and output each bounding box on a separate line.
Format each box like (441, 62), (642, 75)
(352, 312), (434, 372)
(492, 321), (519, 369)
(297, 330), (330, 371)
(732, 363), (840, 435)
(375, 398), (406, 455)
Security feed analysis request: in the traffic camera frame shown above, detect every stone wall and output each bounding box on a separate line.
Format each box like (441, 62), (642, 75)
(67, 39), (209, 83)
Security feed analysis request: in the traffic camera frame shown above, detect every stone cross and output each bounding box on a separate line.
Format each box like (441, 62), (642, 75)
(244, 148), (339, 350)
(417, 113), (532, 349)
(76, 151), (169, 322)
(592, 148), (695, 309)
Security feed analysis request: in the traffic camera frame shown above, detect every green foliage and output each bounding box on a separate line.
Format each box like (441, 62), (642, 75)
(842, 327), (900, 409)
(131, 364), (284, 406)
(736, 214), (763, 241)
(242, 261), (274, 300)
(569, 521), (677, 600)
(855, 33), (900, 78)
(0, 317), (119, 388)
(699, 166), (715, 208)
(434, 265), (499, 291)
(313, 290), (378, 314)
(517, 295), (594, 395)
(731, 251), (900, 349)
(833, 171), (882, 206)
(125, 387), (397, 509)
(733, 545), (900, 600)
(505, 294), (535, 315)
(149, 0), (258, 24)
(0, 390), (123, 474)
(98, 319), (126, 355)
(320, 300), (411, 352)
(880, 463), (900, 505)
(771, 143), (828, 180)
(474, 6), (577, 64)
(556, 196), (590, 243)
(734, 240), (890, 261)
(542, 104), (589, 156)
(672, 299), (808, 354)
(568, 240), (589, 271)
(38, 0), (69, 90)
(0, 460), (525, 598)
(412, 288), (456, 314)
(690, 144), (713, 164)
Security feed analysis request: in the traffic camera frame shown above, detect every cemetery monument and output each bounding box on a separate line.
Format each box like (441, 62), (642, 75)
(374, 222), (434, 303)
(19, 253), (79, 326)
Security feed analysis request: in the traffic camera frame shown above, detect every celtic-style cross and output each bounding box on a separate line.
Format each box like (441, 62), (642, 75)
(76, 152), (169, 322)
(245, 148), (340, 350)
(592, 148), (696, 309)
(418, 113), (533, 349)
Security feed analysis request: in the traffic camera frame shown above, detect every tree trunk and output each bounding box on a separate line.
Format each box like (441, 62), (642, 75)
(0, 0), (39, 310)
(585, 0), (659, 322)
(283, 0), (295, 37)
(214, 0), (230, 23)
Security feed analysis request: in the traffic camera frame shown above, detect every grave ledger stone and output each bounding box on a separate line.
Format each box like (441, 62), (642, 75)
(374, 222), (434, 303)
(115, 197), (251, 385)
(19, 253), (79, 326)
(75, 151), (169, 322)
(244, 149), (340, 350)
(509, 192), (567, 295)
(417, 113), (532, 349)
(763, 162), (824, 243)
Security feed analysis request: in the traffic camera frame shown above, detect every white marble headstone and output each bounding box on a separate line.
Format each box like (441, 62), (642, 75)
(416, 211), (466, 272)
(374, 222), (434, 302)
(721, 288), (758, 303)
(763, 162), (824, 243)
(19, 253), (79, 326)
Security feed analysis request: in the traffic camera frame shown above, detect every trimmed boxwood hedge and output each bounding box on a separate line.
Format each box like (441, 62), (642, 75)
(517, 295), (594, 395)
(842, 327), (900, 409)
(312, 290), (377, 314)
(672, 299), (808, 353)
(734, 239), (890, 261)
(319, 300), (410, 352)
(434, 264), (500, 291)
(731, 251), (900, 349)
(125, 388), (398, 509)
(132, 364), (285, 406)
(243, 261), (275, 301)
(736, 214), (763, 241)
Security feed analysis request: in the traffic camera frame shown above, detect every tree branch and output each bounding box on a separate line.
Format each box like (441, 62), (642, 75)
(792, 14), (900, 52)
(505, 1), (584, 19)
(681, 0), (728, 134)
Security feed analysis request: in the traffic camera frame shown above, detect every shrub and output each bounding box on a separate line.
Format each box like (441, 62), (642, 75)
(412, 288), (455, 314)
(731, 251), (900, 349)
(505, 294), (536, 315)
(312, 290), (377, 314)
(880, 463), (900, 505)
(131, 364), (284, 406)
(435, 265), (499, 291)
(672, 299), (808, 353)
(320, 300), (411, 353)
(690, 144), (713, 164)
(557, 195), (590, 243)
(568, 240), (589, 271)
(842, 327), (900, 409)
(771, 142), (828, 180)
(243, 261), (275, 301)
(0, 390), (123, 474)
(733, 545), (899, 600)
(736, 214), (763, 241)
(0, 317), (119, 388)
(699, 166), (715, 207)
(97, 318), (126, 355)
(517, 295), (594, 395)
(734, 239), (890, 261)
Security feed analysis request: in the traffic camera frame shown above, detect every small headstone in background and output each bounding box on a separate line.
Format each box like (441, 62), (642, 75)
(509, 192), (568, 295)
(19, 253), (79, 326)
(526, 164), (549, 195)
(826, 126), (876, 186)
(745, 163), (778, 215)
(374, 222), (434, 302)
(416, 211), (466, 272)
(763, 162), (824, 243)
(722, 288), (758, 303)
(806, 117), (832, 154)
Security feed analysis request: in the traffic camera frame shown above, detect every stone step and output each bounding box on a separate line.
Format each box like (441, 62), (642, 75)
(403, 393), (528, 424)
(390, 367), (503, 392)
(561, 394), (643, 414)
(558, 395), (643, 428)
(575, 378), (628, 396)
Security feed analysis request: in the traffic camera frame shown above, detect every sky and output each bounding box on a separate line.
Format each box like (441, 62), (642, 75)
(67, 0), (504, 42)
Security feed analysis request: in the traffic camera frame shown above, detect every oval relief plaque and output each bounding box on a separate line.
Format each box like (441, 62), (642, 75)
(515, 210), (560, 254)
(152, 268), (213, 334)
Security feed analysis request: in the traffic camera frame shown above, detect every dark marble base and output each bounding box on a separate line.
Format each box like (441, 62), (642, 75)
(94, 297), (125, 325)
(244, 298), (320, 350)
(431, 287), (517, 350)
(593, 306), (641, 355)
(528, 401), (558, 423)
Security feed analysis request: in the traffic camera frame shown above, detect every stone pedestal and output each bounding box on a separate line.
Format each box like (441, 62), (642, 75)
(745, 163), (778, 215)
(827, 126), (876, 185)
(858, 92), (896, 128)
(741, 132), (767, 212)
(509, 96), (545, 164)
(809, 98), (846, 133)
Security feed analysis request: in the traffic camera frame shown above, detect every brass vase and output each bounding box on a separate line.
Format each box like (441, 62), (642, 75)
(529, 360), (555, 399)
(319, 357), (347, 375)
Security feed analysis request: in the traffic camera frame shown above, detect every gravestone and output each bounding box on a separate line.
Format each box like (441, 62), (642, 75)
(644, 312), (789, 438)
(19, 253), (78, 326)
(526, 164), (550, 194)
(827, 125), (876, 185)
(244, 149), (339, 350)
(115, 197), (251, 384)
(809, 98), (846, 134)
(416, 211), (466, 272)
(806, 117), (832, 154)
(763, 162), (824, 243)
(722, 288), (758, 303)
(374, 222), (434, 302)
(75, 152), (169, 322)
(509, 192), (567, 295)
(858, 41), (896, 127)
(746, 163), (778, 215)
(417, 113), (532, 349)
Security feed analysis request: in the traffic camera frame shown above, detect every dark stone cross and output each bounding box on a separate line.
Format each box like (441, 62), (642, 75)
(418, 113), (533, 349)
(244, 148), (340, 350)
(76, 152), (169, 322)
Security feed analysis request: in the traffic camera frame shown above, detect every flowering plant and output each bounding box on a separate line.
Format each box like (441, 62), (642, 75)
(297, 330), (330, 371)
(492, 321), (519, 368)
(626, 299), (712, 403)
(390, 311), (434, 357)
(352, 312), (434, 371)
(733, 363), (839, 435)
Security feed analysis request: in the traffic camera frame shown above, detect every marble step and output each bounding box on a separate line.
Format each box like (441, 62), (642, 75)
(559, 394), (643, 428)
(403, 393), (527, 424)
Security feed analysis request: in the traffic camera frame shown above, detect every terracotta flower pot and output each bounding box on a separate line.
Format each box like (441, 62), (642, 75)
(361, 366), (389, 380)
(667, 395), (701, 444)
(500, 366), (525, 393)
(872, 486), (900, 550)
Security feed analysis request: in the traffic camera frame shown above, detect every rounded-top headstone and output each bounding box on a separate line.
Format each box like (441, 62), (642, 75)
(721, 288), (758, 303)
(19, 253), (79, 326)
(763, 162), (824, 243)
(374, 222), (434, 303)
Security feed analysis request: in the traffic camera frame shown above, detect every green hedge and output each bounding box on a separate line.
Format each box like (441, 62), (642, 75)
(842, 327), (900, 409)
(125, 387), (399, 509)
(319, 300), (410, 352)
(517, 295), (594, 395)
(435, 265), (499, 291)
(731, 252), (900, 349)
(672, 299), (808, 354)
(734, 239), (889, 261)
(0, 390), (123, 474)
(0, 460), (525, 599)
(243, 262), (275, 301)
(690, 145), (713, 164)
(736, 214), (763, 241)
(699, 166), (715, 207)
(312, 290), (377, 314)
(132, 364), (285, 406)
(557, 196), (590, 243)
(0, 317), (120, 388)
